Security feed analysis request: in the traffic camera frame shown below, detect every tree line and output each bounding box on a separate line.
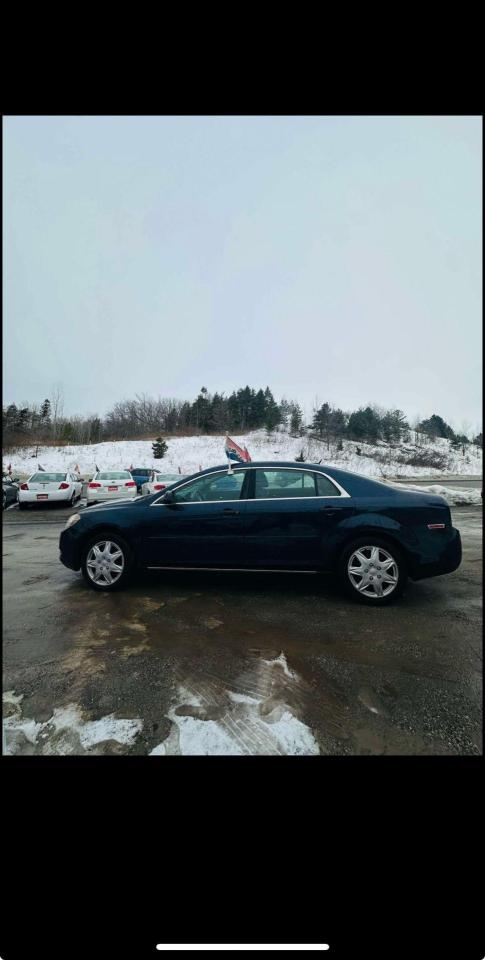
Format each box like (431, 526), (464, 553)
(2, 388), (483, 452)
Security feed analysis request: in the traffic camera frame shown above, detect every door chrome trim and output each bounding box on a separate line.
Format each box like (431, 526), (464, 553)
(146, 565), (319, 573)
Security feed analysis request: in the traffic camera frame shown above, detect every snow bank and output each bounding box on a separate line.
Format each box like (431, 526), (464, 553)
(390, 483), (482, 506)
(3, 428), (482, 480)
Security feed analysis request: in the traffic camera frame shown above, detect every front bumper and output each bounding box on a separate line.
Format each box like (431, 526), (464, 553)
(59, 528), (83, 570)
(411, 527), (462, 581)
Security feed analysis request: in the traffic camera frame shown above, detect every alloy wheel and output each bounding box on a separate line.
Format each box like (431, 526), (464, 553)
(347, 544), (399, 599)
(86, 540), (125, 586)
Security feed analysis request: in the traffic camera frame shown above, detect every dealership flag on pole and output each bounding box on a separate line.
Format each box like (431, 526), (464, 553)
(224, 435), (251, 464)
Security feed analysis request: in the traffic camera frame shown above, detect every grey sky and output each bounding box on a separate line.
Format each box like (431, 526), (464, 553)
(3, 115), (482, 432)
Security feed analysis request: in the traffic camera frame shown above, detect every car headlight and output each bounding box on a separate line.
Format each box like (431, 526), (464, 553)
(65, 513), (81, 529)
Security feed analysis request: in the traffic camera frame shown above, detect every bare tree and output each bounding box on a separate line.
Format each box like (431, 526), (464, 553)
(51, 383), (65, 442)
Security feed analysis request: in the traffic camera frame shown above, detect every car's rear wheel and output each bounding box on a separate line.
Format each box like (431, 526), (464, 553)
(338, 537), (406, 605)
(81, 533), (133, 591)
(68, 493), (75, 508)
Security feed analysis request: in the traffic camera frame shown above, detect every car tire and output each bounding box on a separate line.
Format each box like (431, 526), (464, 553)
(81, 532), (133, 591)
(68, 493), (75, 508)
(2, 492), (6, 510)
(338, 536), (407, 605)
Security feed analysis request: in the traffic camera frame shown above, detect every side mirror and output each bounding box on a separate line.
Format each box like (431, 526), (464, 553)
(162, 490), (175, 503)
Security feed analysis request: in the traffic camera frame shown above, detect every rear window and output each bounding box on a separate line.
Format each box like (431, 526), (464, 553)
(97, 472), (132, 480)
(156, 474), (179, 482)
(316, 474), (341, 497)
(131, 469), (149, 476)
(254, 469), (316, 498)
(30, 473), (66, 482)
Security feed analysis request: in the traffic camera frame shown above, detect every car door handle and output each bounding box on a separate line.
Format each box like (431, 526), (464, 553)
(222, 508), (240, 515)
(320, 507), (337, 516)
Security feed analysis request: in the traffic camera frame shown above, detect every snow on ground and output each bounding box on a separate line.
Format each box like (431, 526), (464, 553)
(3, 429), (482, 480)
(389, 483), (482, 506)
(149, 652), (320, 756)
(3, 693), (143, 755)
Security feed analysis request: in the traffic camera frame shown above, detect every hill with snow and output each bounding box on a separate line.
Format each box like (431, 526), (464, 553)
(3, 428), (482, 481)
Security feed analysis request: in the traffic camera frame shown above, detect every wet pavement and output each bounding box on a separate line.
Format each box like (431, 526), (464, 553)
(2, 503), (482, 755)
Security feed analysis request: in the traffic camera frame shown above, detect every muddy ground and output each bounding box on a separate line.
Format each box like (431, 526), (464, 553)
(2, 504), (482, 755)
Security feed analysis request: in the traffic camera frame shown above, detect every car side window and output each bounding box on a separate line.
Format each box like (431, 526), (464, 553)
(173, 471), (246, 503)
(316, 474), (341, 497)
(254, 469), (316, 499)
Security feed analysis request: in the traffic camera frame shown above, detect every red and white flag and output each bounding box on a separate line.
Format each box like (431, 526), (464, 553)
(225, 435), (251, 463)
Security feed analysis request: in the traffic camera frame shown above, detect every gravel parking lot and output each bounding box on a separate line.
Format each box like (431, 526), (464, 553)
(2, 501), (482, 755)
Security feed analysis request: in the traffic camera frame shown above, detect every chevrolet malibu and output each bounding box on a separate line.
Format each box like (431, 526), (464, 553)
(59, 462), (462, 604)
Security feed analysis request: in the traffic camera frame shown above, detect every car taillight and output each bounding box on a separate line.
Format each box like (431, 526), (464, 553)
(20, 483), (29, 490)
(59, 482), (70, 490)
(153, 484), (166, 490)
(125, 481), (136, 487)
(88, 482), (101, 488)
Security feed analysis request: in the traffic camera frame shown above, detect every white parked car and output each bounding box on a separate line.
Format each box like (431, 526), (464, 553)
(86, 470), (137, 505)
(18, 471), (83, 509)
(140, 472), (186, 495)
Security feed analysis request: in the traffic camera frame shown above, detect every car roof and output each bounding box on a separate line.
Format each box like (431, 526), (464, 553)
(191, 461), (336, 474)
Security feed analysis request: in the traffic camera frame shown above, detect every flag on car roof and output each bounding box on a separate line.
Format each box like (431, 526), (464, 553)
(95, 463), (100, 471)
(7, 463), (11, 474)
(225, 435), (251, 463)
(38, 464), (45, 471)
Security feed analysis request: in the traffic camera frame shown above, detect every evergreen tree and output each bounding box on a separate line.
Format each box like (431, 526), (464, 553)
(264, 394), (282, 432)
(40, 399), (51, 423)
(311, 402), (332, 439)
(290, 404), (304, 435)
(16, 408), (30, 434)
(347, 406), (382, 442)
(328, 408), (347, 441)
(61, 421), (74, 442)
(252, 389), (267, 428)
(418, 414), (455, 441)
(152, 437), (168, 459)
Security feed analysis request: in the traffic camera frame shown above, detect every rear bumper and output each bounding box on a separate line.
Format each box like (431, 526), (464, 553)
(410, 527), (462, 581)
(19, 490), (74, 503)
(85, 491), (137, 503)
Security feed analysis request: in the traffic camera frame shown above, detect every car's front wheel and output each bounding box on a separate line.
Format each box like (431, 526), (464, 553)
(81, 533), (133, 591)
(338, 537), (406, 605)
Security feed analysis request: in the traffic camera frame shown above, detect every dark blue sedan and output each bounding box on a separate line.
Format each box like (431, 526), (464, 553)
(59, 462), (462, 605)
